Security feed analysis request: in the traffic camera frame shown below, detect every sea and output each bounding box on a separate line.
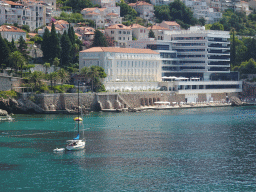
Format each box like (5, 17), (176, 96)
(1, 106), (256, 191)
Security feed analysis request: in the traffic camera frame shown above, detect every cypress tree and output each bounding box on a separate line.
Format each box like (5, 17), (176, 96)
(10, 38), (17, 52)
(148, 29), (155, 38)
(18, 36), (28, 60)
(230, 29), (236, 66)
(68, 25), (75, 45)
(92, 30), (108, 47)
(0, 35), (11, 66)
(60, 31), (72, 67)
(49, 22), (61, 63)
(42, 27), (51, 62)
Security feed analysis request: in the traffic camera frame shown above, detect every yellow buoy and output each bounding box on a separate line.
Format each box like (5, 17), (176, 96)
(73, 117), (83, 121)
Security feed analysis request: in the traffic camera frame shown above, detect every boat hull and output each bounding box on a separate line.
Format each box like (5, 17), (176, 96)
(66, 140), (85, 151)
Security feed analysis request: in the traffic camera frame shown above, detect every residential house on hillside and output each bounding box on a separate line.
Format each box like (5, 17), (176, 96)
(74, 26), (95, 41)
(184, 0), (222, 24)
(128, 1), (154, 21)
(105, 24), (132, 47)
(0, 25), (26, 41)
(159, 21), (180, 31)
(79, 47), (162, 91)
(81, 7), (121, 29)
(147, 24), (169, 40)
(90, 0), (116, 7)
(0, 0), (54, 31)
(130, 24), (149, 40)
(38, 20), (69, 36)
(150, 0), (173, 6)
(81, 8), (105, 29)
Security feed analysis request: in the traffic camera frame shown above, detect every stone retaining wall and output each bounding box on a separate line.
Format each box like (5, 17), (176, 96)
(33, 91), (235, 111)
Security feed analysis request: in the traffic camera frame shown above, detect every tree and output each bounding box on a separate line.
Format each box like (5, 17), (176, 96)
(148, 28), (155, 38)
(41, 27), (51, 62)
(169, 0), (197, 27)
(58, 68), (70, 85)
(238, 58), (256, 74)
(9, 51), (26, 77)
(80, 66), (107, 92)
(92, 30), (108, 47)
(28, 71), (45, 91)
(230, 29), (236, 66)
(53, 57), (60, 71)
(117, 0), (137, 20)
(49, 22), (61, 63)
(154, 5), (172, 23)
(198, 17), (206, 26)
(18, 36), (29, 60)
(60, 31), (72, 67)
(10, 38), (17, 52)
(210, 22), (224, 30)
(65, 0), (93, 13)
(0, 35), (10, 66)
(68, 25), (75, 45)
(43, 62), (51, 74)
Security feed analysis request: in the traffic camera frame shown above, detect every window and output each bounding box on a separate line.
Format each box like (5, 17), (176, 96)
(119, 31), (121, 34)
(123, 37), (125, 40)
(127, 31), (130, 34)
(123, 31), (126, 34)
(111, 31), (114, 34)
(119, 37), (121, 40)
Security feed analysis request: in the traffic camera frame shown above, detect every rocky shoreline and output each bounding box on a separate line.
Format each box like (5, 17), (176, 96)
(0, 95), (252, 115)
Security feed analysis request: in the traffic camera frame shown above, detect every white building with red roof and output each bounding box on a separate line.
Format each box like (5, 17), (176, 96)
(79, 47), (162, 91)
(38, 19), (69, 36)
(159, 21), (180, 31)
(81, 6), (121, 29)
(105, 24), (132, 47)
(0, 25), (26, 41)
(128, 1), (154, 21)
(0, 0), (54, 31)
(130, 24), (149, 40)
(147, 24), (170, 40)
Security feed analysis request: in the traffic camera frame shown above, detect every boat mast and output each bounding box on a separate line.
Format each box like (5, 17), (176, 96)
(78, 81), (80, 134)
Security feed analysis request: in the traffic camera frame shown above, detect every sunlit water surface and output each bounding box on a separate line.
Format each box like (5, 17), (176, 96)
(1, 106), (256, 191)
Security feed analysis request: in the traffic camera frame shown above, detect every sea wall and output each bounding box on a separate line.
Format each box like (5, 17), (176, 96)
(33, 91), (237, 112)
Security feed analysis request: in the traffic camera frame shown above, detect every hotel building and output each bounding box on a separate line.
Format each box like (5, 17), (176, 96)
(79, 47), (162, 92)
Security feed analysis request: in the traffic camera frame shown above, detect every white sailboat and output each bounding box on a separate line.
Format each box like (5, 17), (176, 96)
(66, 83), (86, 151)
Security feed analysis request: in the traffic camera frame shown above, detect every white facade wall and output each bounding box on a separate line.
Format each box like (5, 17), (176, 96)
(105, 27), (132, 47)
(1, 30), (26, 42)
(79, 50), (162, 87)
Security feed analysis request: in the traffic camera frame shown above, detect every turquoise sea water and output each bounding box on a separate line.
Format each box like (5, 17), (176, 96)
(1, 106), (256, 191)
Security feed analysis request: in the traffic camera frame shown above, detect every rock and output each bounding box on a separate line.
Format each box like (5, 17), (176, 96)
(230, 96), (243, 106)
(0, 109), (8, 116)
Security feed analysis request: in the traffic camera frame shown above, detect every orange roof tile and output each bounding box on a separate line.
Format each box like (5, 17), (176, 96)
(130, 24), (146, 29)
(106, 24), (131, 30)
(147, 25), (169, 31)
(162, 21), (180, 26)
(81, 47), (159, 54)
(0, 25), (26, 33)
(106, 13), (119, 16)
(4, 1), (23, 6)
(75, 33), (82, 37)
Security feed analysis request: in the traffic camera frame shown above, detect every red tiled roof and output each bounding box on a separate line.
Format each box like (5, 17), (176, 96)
(147, 25), (169, 30)
(4, 1), (23, 6)
(106, 24), (131, 30)
(0, 25), (26, 33)
(130, 24), (146, 29)
(162, 21), (180, 26)
(81, 47), (159, 54)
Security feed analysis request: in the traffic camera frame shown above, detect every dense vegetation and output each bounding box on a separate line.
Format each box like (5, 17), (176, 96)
(154, 0), (200, 29)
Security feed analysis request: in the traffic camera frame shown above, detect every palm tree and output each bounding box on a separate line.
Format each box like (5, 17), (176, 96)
(88, 66), (99, 92)
(9, 51), (26, 77)
(29, 71), (44, 90)
(53, 57), (60, 71)
(58, 68), (70, 86)
(43, 62), (51, 74)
